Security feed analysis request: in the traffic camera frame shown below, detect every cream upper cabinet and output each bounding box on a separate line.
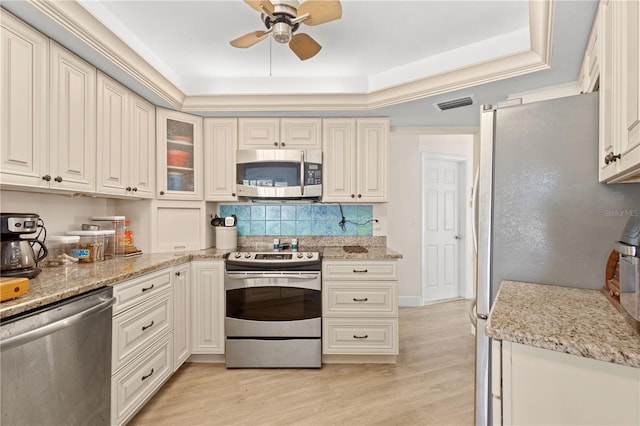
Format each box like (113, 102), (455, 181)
(156, 108), (203, 200)
(578, 6), (600, 94)
(128, 93), (156, 199)
(48, 41), (96, 193)
(238, 118), (321, 149)
(597, 0), (640, 183)
(0, 10), (49, 190)
(322, 118), (389, 202)
(96, 72), (128, 196)
(96, 72), (155, 198)
(617, 0), (640, 180)
(1, 14), (96, 193)
(204, 118), (237, 201)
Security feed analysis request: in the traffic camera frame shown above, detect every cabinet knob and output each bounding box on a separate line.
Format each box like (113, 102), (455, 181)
(42, 175), (51, 182)
(351, 194), (356, 198)
(281, 142), (286, 147)
(126, 186), (132, 192)
(160, 191), (165, 195)
(175, 271), (181, 276)
(604, 152), (621, 165)
(132, 187), (138, 192)
(231, 192), (236, 197)
(357, 194), (362, 198)
(54, 176), (63, 182)
(273, 142), (278, 146)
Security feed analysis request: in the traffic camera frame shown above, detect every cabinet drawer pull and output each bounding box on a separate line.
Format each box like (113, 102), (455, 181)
(352, 269), (368, 273)
(353, 334), (369, 339)
(141, 368), (154, 381)
(141, 284), (154, 292)
(353, 297), (369, 302)
(141, 320), (155, 331)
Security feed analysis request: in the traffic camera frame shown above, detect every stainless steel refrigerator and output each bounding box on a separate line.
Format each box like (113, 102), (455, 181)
(473, 92), (640, 426)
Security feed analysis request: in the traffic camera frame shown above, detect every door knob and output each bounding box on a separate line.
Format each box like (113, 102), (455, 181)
(455, 235), (462, 240)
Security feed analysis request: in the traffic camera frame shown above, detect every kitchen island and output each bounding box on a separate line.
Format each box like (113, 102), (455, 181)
(486, 281), (640, 425)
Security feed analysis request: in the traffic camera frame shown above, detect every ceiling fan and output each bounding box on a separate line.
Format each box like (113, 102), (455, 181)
(230, 0), (342, 61)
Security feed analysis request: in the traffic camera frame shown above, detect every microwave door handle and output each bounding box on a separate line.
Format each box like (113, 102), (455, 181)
(300, 150), (305, 196)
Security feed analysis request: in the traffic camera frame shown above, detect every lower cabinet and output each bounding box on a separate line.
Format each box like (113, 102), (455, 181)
(172, 263), (191, 370)
(492, 340), (640, 425)
(322, 260), (398, 362)
(110, 267), (175, 426)
(190, 260), (225, 354)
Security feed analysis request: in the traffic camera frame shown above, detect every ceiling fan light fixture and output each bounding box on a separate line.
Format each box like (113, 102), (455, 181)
(272, 21), (292, 43)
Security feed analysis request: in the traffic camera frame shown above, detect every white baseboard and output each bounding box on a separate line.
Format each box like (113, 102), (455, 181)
(398, 296), (422, 307)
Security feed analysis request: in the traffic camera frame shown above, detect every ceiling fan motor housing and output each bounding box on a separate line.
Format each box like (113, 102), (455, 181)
(262, 1), (300, 43)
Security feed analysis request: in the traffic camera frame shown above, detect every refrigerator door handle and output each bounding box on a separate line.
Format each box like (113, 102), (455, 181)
(469, 299), (477, 328)
(471, 167), (479, 254)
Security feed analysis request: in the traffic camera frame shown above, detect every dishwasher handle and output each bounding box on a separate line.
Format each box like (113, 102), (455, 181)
(0, 295), (115, 351)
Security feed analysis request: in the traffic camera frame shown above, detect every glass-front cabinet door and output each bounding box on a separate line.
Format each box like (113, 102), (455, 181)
(156, 108), (203, 200)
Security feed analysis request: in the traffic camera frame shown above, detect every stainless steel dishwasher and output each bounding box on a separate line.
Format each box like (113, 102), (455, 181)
(1, 287), (115, 425)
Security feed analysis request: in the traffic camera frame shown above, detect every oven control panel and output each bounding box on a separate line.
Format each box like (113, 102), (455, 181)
(228, 251), (320, 262)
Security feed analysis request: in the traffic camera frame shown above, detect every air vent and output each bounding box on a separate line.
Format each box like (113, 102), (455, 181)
(434, 96), (475, 111)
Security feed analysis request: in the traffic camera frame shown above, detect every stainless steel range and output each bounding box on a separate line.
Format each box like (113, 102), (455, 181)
(224, 250), (322, 368)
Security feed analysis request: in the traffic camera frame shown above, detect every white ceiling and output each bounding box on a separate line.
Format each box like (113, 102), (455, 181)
(77, 0), (530, 96)
(2, 0), (599, 127)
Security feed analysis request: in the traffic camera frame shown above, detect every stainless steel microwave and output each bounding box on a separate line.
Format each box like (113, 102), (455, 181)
(236, 149), (322, 199)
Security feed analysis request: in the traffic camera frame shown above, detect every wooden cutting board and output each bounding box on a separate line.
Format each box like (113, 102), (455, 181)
(0, 277), (29, 302)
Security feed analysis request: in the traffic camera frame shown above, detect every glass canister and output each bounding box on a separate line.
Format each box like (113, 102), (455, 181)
(91, 216), (126, 256)
(44, 235), (80, 267)
(66, 230), (108, 263)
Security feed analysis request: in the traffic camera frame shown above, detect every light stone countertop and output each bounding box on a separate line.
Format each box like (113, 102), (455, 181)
(321, 246), (403, 260)
(0, 245), (401, 320)
(486, 281), (640, 369)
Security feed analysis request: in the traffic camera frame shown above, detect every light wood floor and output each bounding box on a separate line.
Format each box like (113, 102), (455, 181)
(130, 299), (475, 426)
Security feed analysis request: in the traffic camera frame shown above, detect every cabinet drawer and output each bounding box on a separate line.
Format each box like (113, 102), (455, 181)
(112, 268), (172, 314)
(323, 318), (398, 354)
(112, 290), (173, 372)
(111, 333), (173, 426)
(323, 282), (397, 316)
(323, 261), (397, 280)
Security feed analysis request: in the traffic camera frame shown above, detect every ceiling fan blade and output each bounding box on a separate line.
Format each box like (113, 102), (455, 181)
(243, 0), (274, 15)
(230, 30), (270, 48)
(289, 33), (322, 60)
(297, 0), (342, 26)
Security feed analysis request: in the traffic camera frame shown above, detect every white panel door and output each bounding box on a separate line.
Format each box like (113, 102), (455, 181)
(204, 118), (237, 201)
(96, 72), (128, 195)
(50, 42), (96, 192)
(356, 118), (388, 201)
(191, 261), (225, 354)
(0, 12), (48, 188)
(422, 158), (461, 302)
(129, 94), (155, 198)
(238, 118), (280, 149)
(322, 119), (357, 201)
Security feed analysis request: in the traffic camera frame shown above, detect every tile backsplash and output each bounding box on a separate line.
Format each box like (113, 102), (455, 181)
(219, 204), (374, 237)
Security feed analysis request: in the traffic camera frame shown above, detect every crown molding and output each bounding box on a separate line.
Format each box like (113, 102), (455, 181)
(16, 0), (554, 113)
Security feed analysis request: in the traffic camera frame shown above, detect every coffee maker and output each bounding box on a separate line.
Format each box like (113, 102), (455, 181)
(1, 213), (48, 279)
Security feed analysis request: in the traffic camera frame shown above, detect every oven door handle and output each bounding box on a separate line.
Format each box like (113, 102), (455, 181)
(224, 274), (321, 291)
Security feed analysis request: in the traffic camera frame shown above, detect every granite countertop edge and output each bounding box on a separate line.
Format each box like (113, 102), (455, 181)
(486, 281), (640, 369)
(0, 246), (401, 319)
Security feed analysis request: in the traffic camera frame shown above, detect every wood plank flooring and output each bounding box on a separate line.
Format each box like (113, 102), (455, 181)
(130, 299), (475, 426)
